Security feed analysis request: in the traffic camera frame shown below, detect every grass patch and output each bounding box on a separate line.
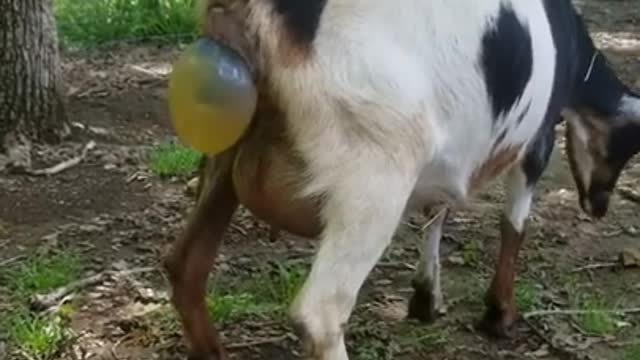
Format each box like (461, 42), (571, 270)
(0, 253), (80, 357)
(2, 310), (70, 360)
(148, 140), (201, 177)
(205, 262), (309, 323)
(259, 263), (307, 307)
(461, 239), (483, 266)
(625, 344), (640, 360)
(54, 0), (198, 48)
(2, 252), (82, 300)
(574, 294), (617, 336)
(514, 279), (542, 313)
(206, 292), (274, 324)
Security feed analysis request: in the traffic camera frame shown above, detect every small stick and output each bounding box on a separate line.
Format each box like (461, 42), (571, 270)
(524, 307), (640, 319)
(377, 261), (416, 271)
(226, 335), (288, 350)
(0, 254), (26, 268)
(230, 222), (248, 236)
(27, 141), (96, 176)
(619, 188), (640, 203)
(570, 262), (618, 273)
(16, 348), (38, 360)
(523, 317), (583, 360)
(31, 266), (155, 310)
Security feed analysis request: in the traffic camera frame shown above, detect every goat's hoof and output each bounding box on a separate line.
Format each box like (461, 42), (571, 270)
(187, 352), (226, 360)
(186, 344), (227, 360)
(477, 303), (518, 339)
(407, 290), (444, 323)
(407, 279), (445, 323)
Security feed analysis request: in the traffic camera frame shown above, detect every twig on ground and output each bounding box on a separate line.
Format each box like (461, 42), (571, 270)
(230, 222), (248, 236)
(524, 307), (640, 319)
(27, 141), (96, 176)
(619, 188), (640, 204)
(16, 348), (38, 360)
(523, 317), (583, 360)
(109, 336), (128, 360)
(0, 254), (26, 268)
(570, 262), (618, 273)
(608, 339), (640, 348)
(31, 266), (156, 310)
(226, 335), (288, 350)
(377, 261), (416, 271)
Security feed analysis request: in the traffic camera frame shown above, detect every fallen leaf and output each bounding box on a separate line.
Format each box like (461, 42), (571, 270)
(186, 177), (199, 196)
(619, 248), (640, 268)
(525, 345), (550, 358)
(447, 255), (465, 266)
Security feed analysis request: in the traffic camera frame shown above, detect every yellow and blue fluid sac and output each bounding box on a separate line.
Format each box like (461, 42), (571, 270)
(168, 38), (257, 154)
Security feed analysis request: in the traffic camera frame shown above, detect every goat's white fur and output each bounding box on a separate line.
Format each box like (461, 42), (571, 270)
(505, 168), (534, 233)
(414, 210), (447, 315)
(242, 1), (561, 358)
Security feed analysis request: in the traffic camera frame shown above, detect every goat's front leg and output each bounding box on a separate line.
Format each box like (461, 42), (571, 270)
(480, 167), (533, 337)
(408, 208), (449, 323)
(480, 124), (554, 338)
(289, 161), (417, 360)
(164, 152), (238, 360)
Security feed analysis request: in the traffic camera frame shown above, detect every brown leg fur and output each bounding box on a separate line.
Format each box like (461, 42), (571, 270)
(164, 149), (238, 360)
(480, 215), (526, 338)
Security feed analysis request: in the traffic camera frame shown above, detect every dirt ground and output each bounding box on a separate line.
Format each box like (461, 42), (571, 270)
(1, 1), (640, 359)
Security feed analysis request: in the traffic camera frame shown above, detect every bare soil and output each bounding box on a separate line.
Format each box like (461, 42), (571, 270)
(1, 1), (639, 359)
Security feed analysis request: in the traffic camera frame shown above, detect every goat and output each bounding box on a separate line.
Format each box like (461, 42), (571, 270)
(163, 1), (640, 359)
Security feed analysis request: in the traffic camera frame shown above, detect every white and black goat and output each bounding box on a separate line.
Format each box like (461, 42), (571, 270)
(164, 1), (640, 359)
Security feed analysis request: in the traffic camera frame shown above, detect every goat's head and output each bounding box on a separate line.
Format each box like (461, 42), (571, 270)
(167, 0), (259, 155)
(565, 91), (640, 218)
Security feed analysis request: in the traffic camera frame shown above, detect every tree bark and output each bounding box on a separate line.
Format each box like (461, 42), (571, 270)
(0, 0), (68, 169)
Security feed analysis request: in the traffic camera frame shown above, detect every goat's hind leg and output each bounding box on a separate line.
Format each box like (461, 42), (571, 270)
(408, 208), (449, 323)
(164, 150), (238, 360)
(289, 159), (418, 360)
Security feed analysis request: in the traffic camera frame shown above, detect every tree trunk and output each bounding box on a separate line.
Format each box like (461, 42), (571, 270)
(0, 0), (68, 169)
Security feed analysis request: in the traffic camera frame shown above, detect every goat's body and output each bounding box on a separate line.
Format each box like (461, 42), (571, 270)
(253, 0), (562, 213)
(166, 1), (640, 359)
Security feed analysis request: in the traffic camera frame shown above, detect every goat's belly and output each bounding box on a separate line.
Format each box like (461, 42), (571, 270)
(232, 140), (323, 239)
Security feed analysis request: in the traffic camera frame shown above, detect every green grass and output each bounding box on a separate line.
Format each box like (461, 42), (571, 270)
(2, 253), (82, 300)
(205, 262), (309, 324)
(148, 140), (201, 177)
(54, 0), (198, 48)
(514, 279), (542, 313)
(0, 252), (81, 358)
(574, 294), (617, 336)
(2, 310), (70, 360)
(206, 292), (275, 324)
(624, 344), (640, 360)
(461, 239), (483, 266)
(259, 263), (308, 307)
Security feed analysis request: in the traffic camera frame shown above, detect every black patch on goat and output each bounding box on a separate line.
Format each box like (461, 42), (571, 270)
(480, 4), (533, 122)
(271, 0), (327, 47)
(521, 0), (580, 187)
